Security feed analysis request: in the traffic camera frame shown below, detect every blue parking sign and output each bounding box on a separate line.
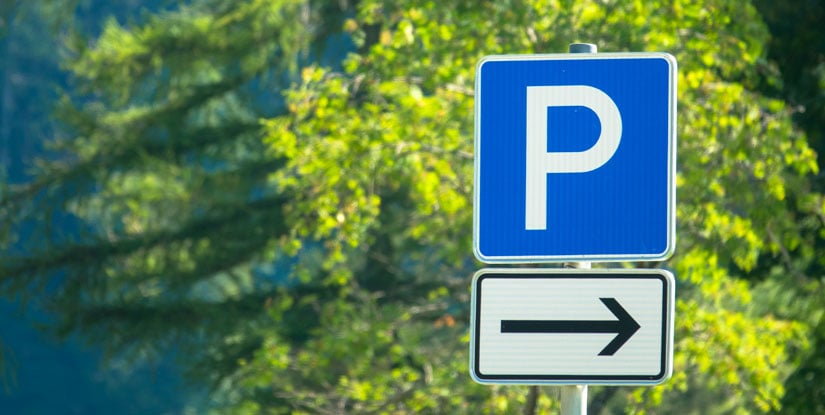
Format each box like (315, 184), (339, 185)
(473, 53), (677, 263)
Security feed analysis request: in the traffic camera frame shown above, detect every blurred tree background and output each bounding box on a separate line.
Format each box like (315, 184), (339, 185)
(1, 0), (825, 414)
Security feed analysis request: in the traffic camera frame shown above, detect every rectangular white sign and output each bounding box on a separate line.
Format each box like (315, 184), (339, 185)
(470, 268), (674, 385)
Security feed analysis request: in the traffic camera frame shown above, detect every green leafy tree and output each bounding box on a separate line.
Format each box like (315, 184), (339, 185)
(751, 2), (825, 412)
(1, 0), (822, 414)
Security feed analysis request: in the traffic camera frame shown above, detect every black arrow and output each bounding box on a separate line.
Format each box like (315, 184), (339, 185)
(500, 297), (640, 356)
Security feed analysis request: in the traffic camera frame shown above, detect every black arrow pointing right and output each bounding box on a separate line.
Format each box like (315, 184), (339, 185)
(500, 297), (640, 356)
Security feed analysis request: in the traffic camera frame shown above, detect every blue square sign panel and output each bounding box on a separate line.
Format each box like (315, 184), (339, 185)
(473, 53), (677, 262)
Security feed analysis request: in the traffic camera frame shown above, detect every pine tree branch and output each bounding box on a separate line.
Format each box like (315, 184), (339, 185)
(0, 192), (288, 295)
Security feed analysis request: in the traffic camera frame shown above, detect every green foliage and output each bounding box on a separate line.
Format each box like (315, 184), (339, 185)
(1, 0), (340, 374)
(750, 2), (825, 412)
(1, 0), (823, 413)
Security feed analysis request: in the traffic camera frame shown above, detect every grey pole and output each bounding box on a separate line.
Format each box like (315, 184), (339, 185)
(559, 41), (598, 415)
(559, 263), (588, 415)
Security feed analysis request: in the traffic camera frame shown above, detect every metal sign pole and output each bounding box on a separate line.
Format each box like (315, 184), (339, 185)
(561, 40), (598, 415)
(560, 260), (589, 415)
(560, 384), (588, 415)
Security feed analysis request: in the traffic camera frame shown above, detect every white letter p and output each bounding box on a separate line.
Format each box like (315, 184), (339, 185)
(525, 85), (622, 230)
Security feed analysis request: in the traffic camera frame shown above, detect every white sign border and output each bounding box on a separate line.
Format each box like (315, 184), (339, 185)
(469, 268), (675, 385)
